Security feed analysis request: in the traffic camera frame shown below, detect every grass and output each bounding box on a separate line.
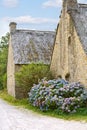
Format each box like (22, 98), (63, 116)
(0, 89), (87, 122)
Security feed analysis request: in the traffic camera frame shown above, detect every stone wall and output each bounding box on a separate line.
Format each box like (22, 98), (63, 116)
(50, 8), (69, 79)
(73, 29), (87, 86)
(7, 36), (15, 97)
(50, 5), (87, 87)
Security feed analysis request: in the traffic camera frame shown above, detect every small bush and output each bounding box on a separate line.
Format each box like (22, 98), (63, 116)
(29, 79), (87, 113)
(2, 73), (7, 88)
(15, 63), (53, 93)
(0, 78), (3, 90)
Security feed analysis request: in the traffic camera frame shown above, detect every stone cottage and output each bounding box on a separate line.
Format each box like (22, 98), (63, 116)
(51, 0), (87, 86)
(7, 22), (55, 98)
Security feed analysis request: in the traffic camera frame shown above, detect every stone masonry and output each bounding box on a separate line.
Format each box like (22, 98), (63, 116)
(50, 0), (87, 87)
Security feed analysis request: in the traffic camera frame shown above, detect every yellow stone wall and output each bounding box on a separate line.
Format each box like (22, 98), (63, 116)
(50, 9), (87, 87)
(7, 36), (15, 97)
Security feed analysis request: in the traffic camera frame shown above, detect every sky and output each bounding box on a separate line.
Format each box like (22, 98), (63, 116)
(0, 0), (87, 38)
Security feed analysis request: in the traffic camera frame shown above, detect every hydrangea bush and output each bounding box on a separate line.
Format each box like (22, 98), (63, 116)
(28, 79), (87, 113)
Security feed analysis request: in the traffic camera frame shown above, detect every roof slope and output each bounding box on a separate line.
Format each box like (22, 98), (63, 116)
(10, 30), (55, 64)
(70, 4), (87, 54)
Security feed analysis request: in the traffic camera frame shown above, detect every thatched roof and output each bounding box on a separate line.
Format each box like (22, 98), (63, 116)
(10, 29), (55, 64)
(70, 3), (87, 54)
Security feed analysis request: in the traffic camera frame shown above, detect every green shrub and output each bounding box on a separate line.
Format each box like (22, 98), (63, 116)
(0, 33), (9, 90)
(29, 79), (87, 113)
(0, 73), (7, 90)
(0, 78), (3, 90)
(15, 63), (53, 92)
(2, 73), (7, 88)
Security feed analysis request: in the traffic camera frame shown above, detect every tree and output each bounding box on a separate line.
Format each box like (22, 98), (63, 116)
(0, 33), (10, 89)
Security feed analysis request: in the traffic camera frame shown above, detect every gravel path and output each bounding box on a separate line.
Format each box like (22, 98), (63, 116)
(0, 99), (87, 130)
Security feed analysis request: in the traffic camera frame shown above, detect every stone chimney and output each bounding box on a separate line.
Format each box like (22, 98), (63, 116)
(62, 0), (78, 12)
(9, 22), (17, 33)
